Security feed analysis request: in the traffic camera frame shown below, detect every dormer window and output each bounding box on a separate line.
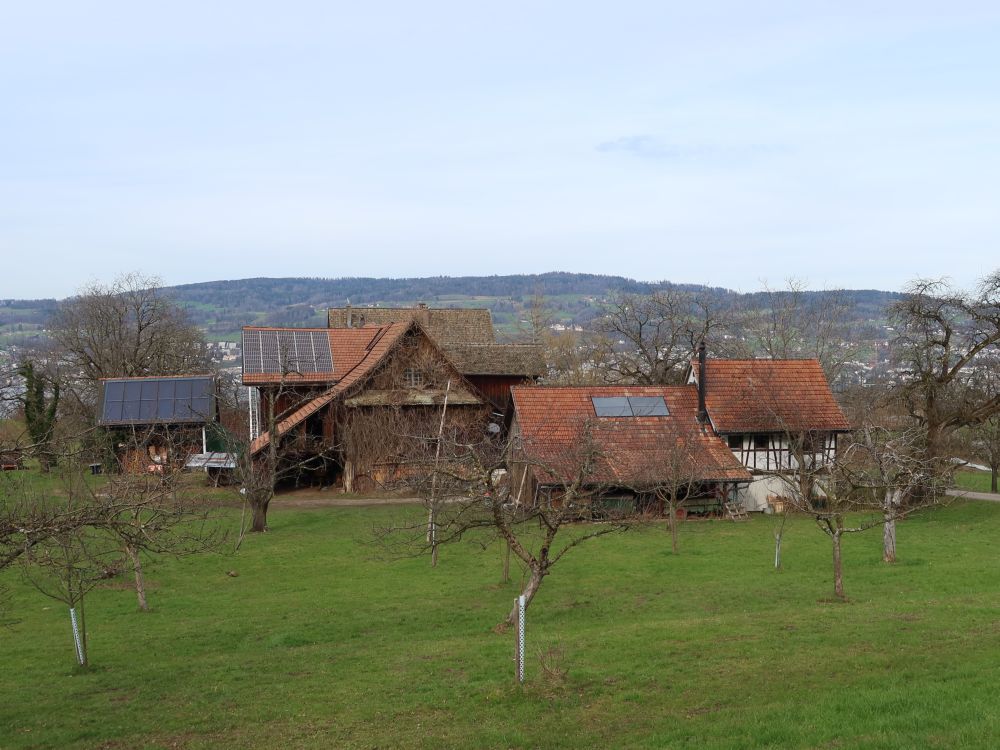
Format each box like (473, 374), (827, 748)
(403, 368), (424, 388)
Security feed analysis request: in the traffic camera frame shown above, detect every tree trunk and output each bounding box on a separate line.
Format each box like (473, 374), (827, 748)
(500, 566), (545, 630)
(882, 514), (896, 563)
(883, 489), (898, 563)
(126, 544), (149, 611)
(250, 499), (269, 532)
(774, 531), (782, 570)
(668, 504), (679, 554)
(832, 529), (845, 600)
(502, 541), (511, 584)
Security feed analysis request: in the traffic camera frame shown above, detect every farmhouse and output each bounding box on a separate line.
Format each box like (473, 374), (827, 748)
(685, 349), (852, 511)
(508, 384), (753, 514)
(509, 347), (850, 514)
(242, 320), (493, 492)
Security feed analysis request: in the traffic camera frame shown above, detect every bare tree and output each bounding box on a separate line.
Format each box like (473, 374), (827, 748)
(380, 420), (653, 630)
(101, 430), (224, 610)
(593, 288), (730, 385)
(48, 272), (210, 430)
(537, 328), (607, 386)
(738, 279), (860, 385)
(2, 439), (223, 661)
(232, 380), (333, 535)
(631, 439), (705, 555)
(966, 415), (1000, 493)
(775, 422), (946, 598)
(844, 425), (948, 564)
(889, 271), (1000, 464)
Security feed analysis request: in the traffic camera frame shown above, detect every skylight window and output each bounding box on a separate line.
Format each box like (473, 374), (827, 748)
(592, 396), (669, 417)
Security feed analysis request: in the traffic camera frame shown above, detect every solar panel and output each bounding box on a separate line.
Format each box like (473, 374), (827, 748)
(242, 329), (334, 376)
(592, 397), (632, 417)
(592, 396), (670, 417)
(99, 376), (216, 425)
(628, 396), (669, 416)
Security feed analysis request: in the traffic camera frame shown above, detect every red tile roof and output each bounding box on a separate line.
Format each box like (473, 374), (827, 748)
(248, 323), (411, 454)
(242, 325), (398, 386)
(510, 385), (752, 486)
(695, 359), (851, 434)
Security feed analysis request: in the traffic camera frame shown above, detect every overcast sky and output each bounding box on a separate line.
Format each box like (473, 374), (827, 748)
(1, 2), (998, 298)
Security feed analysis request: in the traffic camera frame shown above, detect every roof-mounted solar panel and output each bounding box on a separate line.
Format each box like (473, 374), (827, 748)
(628, 396), (669, 416)
(592, 395), (670, 417)
(242, 329), (334, 376)
(98, 376), (216, 426)
(592, 397), (632, 417)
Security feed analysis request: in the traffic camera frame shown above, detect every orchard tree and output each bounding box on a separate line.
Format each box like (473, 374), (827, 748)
(890, 271), (1000, 464)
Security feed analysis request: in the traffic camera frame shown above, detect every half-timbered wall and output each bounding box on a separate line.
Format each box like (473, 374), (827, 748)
(725, 432), (838, 473)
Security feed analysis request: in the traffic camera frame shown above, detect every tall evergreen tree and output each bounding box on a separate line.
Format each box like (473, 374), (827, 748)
(17, 360), (59, 472)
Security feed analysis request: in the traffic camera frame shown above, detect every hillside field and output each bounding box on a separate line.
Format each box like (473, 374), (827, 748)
(1, 499), (998, 749)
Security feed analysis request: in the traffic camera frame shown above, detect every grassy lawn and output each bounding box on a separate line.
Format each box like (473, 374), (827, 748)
(955, 469), (996, 494)
(2, 499), (999, 749)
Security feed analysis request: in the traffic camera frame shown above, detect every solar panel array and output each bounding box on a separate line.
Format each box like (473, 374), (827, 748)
(242, 329), (334, 376)
(100, 376), (215, 425)
(592, 396), (670, 417)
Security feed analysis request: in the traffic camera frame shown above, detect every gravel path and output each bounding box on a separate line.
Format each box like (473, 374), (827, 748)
(946, 488), (1000, 503)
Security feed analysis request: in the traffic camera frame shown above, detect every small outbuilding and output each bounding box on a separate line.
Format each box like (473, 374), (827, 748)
(97, 374), (230, 474)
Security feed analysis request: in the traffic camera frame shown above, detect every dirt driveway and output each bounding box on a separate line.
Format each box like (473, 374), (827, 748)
(269, 489), (423, 510)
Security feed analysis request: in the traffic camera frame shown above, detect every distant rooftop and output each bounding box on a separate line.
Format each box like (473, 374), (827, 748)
(328, 304), (495, 345)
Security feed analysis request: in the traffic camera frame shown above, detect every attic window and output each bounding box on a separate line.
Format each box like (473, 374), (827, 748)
(592, 396), (669, 417)
(403, 368), (424, 388)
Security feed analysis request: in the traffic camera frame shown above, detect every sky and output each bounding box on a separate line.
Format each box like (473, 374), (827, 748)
(1, 1), (998, 299)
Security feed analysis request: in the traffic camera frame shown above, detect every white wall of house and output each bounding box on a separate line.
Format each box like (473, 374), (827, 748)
(734, 474), (792, 512)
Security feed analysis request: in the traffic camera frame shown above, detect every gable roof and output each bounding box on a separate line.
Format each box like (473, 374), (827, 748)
(510, 385), (751, 486)
(328, 306), (495, 345)
(692, 359), (851, 434)
(443, 343), (546, 377)
(242, 325), (405, 386)
(247, 323), (412, 454)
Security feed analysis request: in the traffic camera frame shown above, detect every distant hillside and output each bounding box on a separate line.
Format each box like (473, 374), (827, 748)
(0, 273), (903, 345)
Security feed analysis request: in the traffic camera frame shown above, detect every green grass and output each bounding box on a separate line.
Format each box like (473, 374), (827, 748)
(956, 468), (996, 494)
(2, 501), (999, 749)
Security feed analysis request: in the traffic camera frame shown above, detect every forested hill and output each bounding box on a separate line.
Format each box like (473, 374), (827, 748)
(1, 273), (901, 344)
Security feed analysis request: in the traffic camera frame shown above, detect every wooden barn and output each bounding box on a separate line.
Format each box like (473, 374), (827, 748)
(327, 304), (544, 411)
(242, 320), (494, 492)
